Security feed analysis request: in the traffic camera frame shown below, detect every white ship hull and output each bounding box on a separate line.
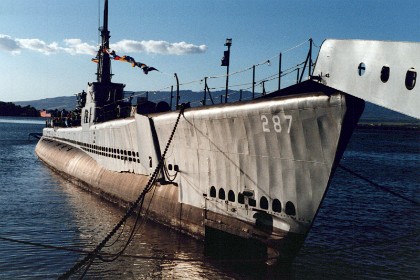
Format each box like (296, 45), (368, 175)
(36, 84), (364, 262)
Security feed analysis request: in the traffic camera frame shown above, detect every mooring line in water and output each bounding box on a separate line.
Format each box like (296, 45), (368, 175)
(102, 220), (126, 248)
(2, 229), (419, 270)
(58, 105), (186, 280)
(97, 184), (159, 264)
(0, 235), (281, 264)
(338, 164), (420, 206)
(0, 236), (88, 254)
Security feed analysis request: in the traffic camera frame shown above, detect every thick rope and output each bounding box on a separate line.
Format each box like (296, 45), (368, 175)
(58, 105), (185, 279)
(338, 164), (419, 206)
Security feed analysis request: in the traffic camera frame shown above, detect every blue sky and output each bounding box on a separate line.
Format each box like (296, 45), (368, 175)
(0, 0), (419, 102)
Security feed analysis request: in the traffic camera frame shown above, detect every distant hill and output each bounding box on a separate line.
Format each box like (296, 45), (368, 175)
(361, 102), (418, 124)
(15, 96), (76, 111)
(14, 91), (418, 124)
(0, 101), (39, 117)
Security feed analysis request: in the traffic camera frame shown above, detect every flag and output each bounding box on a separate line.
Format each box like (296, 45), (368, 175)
(143, 66), (158, 75)
(99, 48), (158, 75)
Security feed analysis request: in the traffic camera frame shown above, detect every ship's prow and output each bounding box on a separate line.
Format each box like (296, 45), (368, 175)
(36, 80), (365, 263)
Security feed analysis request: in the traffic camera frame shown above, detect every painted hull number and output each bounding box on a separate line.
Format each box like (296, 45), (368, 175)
(261, 114), (292, 134)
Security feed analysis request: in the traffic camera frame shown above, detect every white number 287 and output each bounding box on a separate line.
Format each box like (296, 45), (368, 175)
(261, 114), (292, 134)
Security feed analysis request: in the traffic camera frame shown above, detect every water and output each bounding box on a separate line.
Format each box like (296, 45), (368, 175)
(0, 117), (418, 279)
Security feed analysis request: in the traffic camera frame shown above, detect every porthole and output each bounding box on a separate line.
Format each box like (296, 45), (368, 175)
(128, 151), (132, 156)
(358, 62), (366, 76)
(260, 196), (269, 210)
(285, 201), (296, 216)
(405, 68), (417, 90)
(272, 199), (281, 213)
(218, 188), (226, 200)
(238, 193), (244, 204)
(228, 190), (235, 202)
(210, 186), (216, 197)
(249, 198), (256, 207)
(380, 66), (390, 83)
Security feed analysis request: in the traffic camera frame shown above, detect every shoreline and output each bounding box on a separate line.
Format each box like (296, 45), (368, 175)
(357, 122), (419, 131)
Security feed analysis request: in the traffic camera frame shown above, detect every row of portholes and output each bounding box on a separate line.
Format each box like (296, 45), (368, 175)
(357, 63), (417, 90)
(50, 137), (142, 163)
(209, 186), (296, 216)
(79, 142), (140, 157)
(78, 142), (141, 163)
(81, 146), (141, 163)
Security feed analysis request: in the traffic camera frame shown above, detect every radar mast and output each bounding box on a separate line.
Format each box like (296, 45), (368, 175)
(96, 0), (111, 83)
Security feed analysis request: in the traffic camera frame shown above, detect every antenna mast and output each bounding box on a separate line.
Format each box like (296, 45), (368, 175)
(96, 0), (111, 83)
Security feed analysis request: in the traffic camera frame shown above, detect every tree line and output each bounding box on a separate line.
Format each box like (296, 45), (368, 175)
(0, 101), (39, 117)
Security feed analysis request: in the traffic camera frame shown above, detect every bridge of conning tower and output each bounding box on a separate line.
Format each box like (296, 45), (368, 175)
(313, 39), (419, 119)
(81, 0), (128, 126)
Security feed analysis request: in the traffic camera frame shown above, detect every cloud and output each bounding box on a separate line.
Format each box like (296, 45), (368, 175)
(62, 39), (97, 55)
(16, 38), (60, 55)
(0, 33), (207, 56)
(111, 39), (207, 55)
(0, 34), (21, 54)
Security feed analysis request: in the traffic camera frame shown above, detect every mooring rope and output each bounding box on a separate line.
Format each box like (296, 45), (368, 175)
(58, 105), (186, 279)
(338, 164), (419, 206)
(1, 229), (418, 264)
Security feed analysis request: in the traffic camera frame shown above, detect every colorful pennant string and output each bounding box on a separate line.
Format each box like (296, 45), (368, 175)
(91, 49), (158, 75)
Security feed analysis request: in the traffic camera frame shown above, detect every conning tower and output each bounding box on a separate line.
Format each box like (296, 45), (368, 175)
(81, 0), (128, 129)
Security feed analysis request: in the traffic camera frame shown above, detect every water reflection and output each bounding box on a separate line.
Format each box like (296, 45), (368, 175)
(52, 171), (291, 279)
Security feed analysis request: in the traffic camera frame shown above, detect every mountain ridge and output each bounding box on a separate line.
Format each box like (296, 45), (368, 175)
(13, 91), (418, 124)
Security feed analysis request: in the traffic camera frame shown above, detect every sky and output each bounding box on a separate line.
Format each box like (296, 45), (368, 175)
(0, 0), (419, 102)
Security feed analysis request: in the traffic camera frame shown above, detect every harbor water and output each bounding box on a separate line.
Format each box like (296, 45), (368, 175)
(0, 116), (418, 279)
